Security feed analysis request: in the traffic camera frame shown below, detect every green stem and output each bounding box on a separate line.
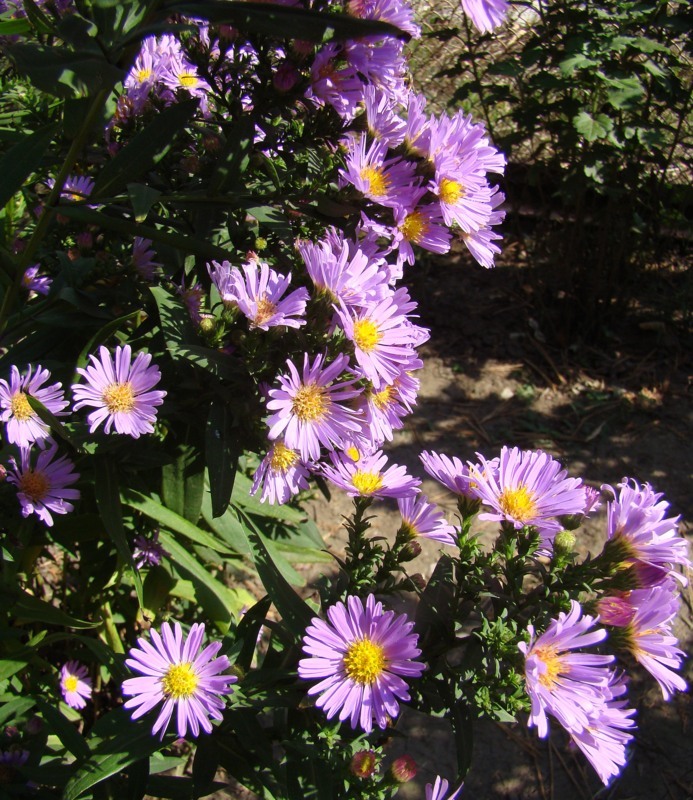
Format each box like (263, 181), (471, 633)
(0, 87), (111, 336)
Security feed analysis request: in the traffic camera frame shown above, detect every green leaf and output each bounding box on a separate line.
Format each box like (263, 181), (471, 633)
(34, 698), (91, 761)
(162, 433), (205, 524)
(0, 123), (57, 209)
(93, 99), (199, 197)
(26, 394), (83, 452)
(73, 310), (140, 377)
(232, 472), (306, 523)
(451, 701), (474, 778)
(159, 1), (410, 43)
(0, 697), (36, 728)
(5, 43), (123, 98)
(63, 713), (166, 800)
(201, 492), (249, 555)
(573, 111), (612, 141)
(6, 587), (98, 629)
(94, 458), (145, 608)
(246, 205), (292, 238)
(205, 400), (240, 518)
(156, 530), (250, 632)
(240, 524), (314, 639)
(0, 18), (31, 35)
(128, 182), (162, 222)
(121, 489), (232, 553)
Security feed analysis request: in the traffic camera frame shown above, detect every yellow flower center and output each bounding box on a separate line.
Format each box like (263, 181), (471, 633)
(533, 646), (562, 689)
(345, 446), (361, 462)
(270, 442), (298, 472)
(291, 383), (328, 422)
(253, 295), (278, 327)
(353, 319), (382, 353)
(18, 469), (49, 502)
(343, 638), (386, 684)
(178, 71), (198, 89)
(10, 391), (34, 422)
(400, 210), (429, 243)
(439, 177), (464, 205)
(161, 662), (199, 699)
(498, 485), (538, 523)
(359, 166), (390, 198)
(371, 385), (394, 411)
(136, 67), (152, 83)
(102, 382), (135, 414)
(63, 675), (79, 693)
(351, 470), (383, 496)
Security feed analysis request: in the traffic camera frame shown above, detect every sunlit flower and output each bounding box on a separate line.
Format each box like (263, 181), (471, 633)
(336, 288), (427, 389)
(519, 601), (617, 739)
(321, 449), (420, 499)
(0, 364), (68, 448)
(298, 594), (425, 733)
(603, 478), (689, 586)
(6, 443), (80, 526)
(266, 352), (362, 461)
(72, 345), (166, 438)
(230, 260), (309, 330)
(621, 585), (687, 699)
(419, 450), (478, 498)
(398, 494), (457, 545)
(470, 446), (586, 538)
(250, 440), (311, 504)
(460, 0), (509, 33)
(122, 621), (236, 739)
(426, 776), (464, 800)
(60, 661), (92, 710)
(347, 0), (421, 39)
(47, 173), (95, 204)
(358, 379), (410, 445)
(363, 85), (406, 147)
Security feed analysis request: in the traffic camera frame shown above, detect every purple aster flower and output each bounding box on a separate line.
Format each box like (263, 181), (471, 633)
(419, 450), (478, 498)
(231, 260), (309, 330)
(430, 157), (495, 235)
(336, 288), (428, 389)
(60, 661), (92, 710)
(603, 478), (689, 586)
(7, 443), (80, 527)
(21, 264), (52, 296)
(177, 278), (205, 323)
(298, 593), (425, 733)
(345, 37), (408, 102)
(208, 260), (237, 306)
(298, 235), (388, 310)
(392, 201), (452, 267)
(469, 446), (586, 539)
(567, 674), (636, 785)
(347, 0), (421, 39)
(47, 174), (95, 204)
(622, 585), (687, 699)
(340, 134), (419, 209)
(132, 237), (161, 281)
(321, 449), (420, 499)
(308, 44), (364, 120)
(460, 0), (510, 33)
(363, 85), (406, 147)
(122, 621), (236, 739)
(123, 35), (174, 110)
(250, 441), (311, 505)
(426, 776), (465, 800)
(518, 601), (617, 739)
(403, 91), (433, 157)
(398, 494), (457, 546)
(72, 345), (166, 438)
(133, 530), (169, 569)
(0, 364), (69, 448)
(265, 352), (363, 461)
(358, 379), (410, 445)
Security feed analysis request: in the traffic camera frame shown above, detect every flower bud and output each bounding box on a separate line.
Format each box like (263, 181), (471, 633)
(350, 749), (377, 779)
(390, 754), (417, 783)
(400, 540), (422, 562)
(552, 530), (576, 555)
(198, 314), (216, 335)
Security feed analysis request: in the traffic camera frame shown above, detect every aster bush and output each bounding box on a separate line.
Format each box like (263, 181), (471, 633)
(0, 1), (689, 799)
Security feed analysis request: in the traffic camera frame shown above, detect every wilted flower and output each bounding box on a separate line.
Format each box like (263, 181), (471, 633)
(298, 594), (425, 733)
(72, 345), (166, 438)
(122, 621), (236, 739)
(133, 530), (169, 569)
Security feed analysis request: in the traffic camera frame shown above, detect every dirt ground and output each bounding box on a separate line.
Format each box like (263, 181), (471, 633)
(302, 239), (693, 800)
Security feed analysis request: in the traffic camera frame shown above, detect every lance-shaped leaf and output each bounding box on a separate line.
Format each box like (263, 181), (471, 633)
(205, 399), (240, 518)
(0, 123), (57, 208)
